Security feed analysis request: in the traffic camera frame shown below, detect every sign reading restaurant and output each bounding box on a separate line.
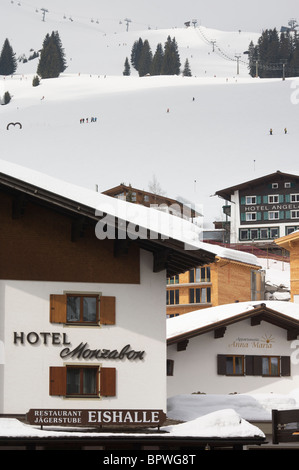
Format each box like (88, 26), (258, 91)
(26, 409), (166, 427)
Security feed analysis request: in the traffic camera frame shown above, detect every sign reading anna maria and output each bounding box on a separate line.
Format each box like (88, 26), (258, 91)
(26, 409), (166, 427)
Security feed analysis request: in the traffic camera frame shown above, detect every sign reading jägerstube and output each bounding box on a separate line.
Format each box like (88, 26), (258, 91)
(26, 409), (166, 427)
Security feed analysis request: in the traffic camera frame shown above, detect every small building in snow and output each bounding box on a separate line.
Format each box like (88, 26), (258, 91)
(167, 301), (299, 398)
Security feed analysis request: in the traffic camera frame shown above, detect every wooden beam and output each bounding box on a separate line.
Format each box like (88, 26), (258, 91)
(251, 316), (262, 326)
(287, 329), (299, 341)
(214, 327), (226, 338)
(177, 339), (189, 351)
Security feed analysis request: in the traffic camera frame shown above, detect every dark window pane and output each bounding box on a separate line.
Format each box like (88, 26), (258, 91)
(67, 296), (80, 322)
(83, 297), (97, 322)
(67, 368), (80, 394)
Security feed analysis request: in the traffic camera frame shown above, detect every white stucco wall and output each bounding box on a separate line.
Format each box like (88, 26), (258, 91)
(0, 250), (167, 415)
(167, 319), (299, 397)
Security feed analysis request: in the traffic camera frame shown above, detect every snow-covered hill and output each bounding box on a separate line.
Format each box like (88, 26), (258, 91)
(1, 0), (298, 228)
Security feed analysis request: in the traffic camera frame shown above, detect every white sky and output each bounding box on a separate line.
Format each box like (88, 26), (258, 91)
(18, 0), (299, 33)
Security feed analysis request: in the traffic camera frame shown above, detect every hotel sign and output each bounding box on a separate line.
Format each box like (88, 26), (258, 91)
(26, 409), (166, 427)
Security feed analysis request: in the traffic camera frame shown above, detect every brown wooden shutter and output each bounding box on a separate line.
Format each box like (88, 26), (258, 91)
(50, 294), (67, 323)
(100, 296), (116, 325)
(217, 355), (226, 375)
(281, 356), (291, 376)
(245, 356), (254, 375)
(100, 367), (116, 396)
(49, 367), (67, 396)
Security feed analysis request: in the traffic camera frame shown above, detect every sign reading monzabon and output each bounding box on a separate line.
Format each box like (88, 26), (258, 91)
(26, 409), (166, 427)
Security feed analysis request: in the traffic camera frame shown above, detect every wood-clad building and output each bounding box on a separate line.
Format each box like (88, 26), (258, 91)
(275, 231), (299, 303)
(167, 257), (264, 317)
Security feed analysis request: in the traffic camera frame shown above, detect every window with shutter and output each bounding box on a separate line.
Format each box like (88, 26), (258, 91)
(50, 294), (116, 326)
(218, 355), (290, 377)
(49, 366), (116, 398)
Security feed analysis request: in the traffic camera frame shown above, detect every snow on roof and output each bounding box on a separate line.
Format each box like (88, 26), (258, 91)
(0, 410), (264, 439)
(167, 300), (299, 340)
(0, 159), (260, 267)
(161, 409), (265, 438)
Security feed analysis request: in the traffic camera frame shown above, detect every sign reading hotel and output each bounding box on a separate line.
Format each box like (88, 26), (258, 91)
(26, 409), (166, 427)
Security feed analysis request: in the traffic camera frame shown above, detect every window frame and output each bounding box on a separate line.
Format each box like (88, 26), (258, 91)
(245, 212), (257, 221)
(225, 355), (244, 376)
(167, 289), (179, 305)
(66, 365), (99, 397)
(66, 294), (99, 325)
(268, 194), (279, 204)
(245, 196), (257, 205)
(268, 211), (279, 220)
(262, 356), (280, 377)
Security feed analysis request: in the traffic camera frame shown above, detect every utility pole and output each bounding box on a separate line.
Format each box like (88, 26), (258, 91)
(235, 54), (241, 74)
(41, 8), (48, 22)
(192, 19), (197, 28)
(211, 40), (216, 52)
(282, 63), (286, 81)
(124, 18), (131, 32)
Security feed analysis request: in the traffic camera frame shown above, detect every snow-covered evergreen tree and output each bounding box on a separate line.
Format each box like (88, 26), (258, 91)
(0, 39), (17, 75)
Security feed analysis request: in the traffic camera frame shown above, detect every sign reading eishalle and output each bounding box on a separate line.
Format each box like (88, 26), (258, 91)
(26, 409), (166, 427)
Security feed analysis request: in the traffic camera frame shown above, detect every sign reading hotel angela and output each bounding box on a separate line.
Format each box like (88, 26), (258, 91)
(26, 409), (166, 427)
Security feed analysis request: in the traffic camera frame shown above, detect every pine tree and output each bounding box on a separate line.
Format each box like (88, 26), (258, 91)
(248, 28), (299, 78)
(151, 43), (164, 75)
(161, 36), (181, 75)
(182, 58), (192, 76)
(3, 91), (11, 105)
(123, 57), (131, 76)
(131, 38), (144, 71)
(138, 40), (152, 76)
(53, 31), (67, 73)
(37, 31), (66, 78)
(0, 39), (17, 75)
(32, 75), (40, 87)
(248, 40), (259, 77)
